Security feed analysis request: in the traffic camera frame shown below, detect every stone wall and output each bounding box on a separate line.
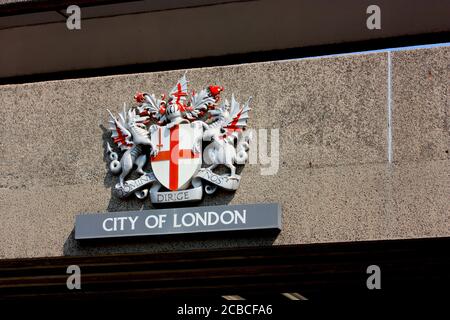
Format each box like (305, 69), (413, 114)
(0, 46), (448, 259)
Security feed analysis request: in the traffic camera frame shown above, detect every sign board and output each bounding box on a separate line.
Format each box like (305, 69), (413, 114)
(75, 203), (281, 240)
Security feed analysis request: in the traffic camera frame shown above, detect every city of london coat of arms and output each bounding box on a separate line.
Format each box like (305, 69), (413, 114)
(105, 74), (252, 205)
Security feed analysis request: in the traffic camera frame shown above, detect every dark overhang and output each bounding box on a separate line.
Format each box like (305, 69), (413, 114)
(0, 0), (449, 83)
(1, 237), (448, 300)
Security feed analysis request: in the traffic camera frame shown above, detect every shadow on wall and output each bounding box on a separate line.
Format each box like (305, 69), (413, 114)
(62, 125), (276, 256)
(63, 229), (279, 256)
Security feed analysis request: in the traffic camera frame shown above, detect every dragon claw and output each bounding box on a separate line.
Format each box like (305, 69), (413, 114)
(151, 149), (159, 157)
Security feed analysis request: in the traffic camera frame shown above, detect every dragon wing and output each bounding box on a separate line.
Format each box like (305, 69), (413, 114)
(170, 73), (216, 120)
(205, 98), (228, 124)
(186, 89), (216, 120)
(137, 93), (167, 123)
(223, 94), (252, 139)
(107, 104), (133, 151)
(169, 73), (188, 101)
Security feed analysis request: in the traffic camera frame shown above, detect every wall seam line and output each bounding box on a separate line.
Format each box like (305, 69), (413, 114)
(387, 51), (393, 164)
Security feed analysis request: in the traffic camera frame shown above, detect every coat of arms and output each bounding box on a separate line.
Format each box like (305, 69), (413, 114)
(105, 74), (251, 204)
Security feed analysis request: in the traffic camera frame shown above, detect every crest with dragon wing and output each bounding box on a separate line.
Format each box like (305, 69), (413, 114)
(107, 105), (133, 150)
(105, 74), (252, 203)
(208, 94), (252, 142)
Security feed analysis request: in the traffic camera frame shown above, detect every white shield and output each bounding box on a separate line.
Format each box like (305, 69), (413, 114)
(150, 123), (203, 191)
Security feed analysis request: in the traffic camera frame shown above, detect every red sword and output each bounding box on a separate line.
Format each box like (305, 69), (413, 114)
(157, 127), (163, 150)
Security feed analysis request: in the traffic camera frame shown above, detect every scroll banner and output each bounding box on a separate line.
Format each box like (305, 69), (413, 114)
(113, 172), (156, 198)
(194, 168), (241, 190)
(112, 168), (242, 201)
(150, 183), (203, 203)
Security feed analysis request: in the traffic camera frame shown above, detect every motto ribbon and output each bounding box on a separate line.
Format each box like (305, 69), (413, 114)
(113, 168), (242, 202)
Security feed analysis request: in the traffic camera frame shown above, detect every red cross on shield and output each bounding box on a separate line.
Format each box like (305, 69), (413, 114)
(150, 123), (203, 191)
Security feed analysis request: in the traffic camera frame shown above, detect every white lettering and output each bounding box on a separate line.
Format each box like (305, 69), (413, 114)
(182, 213), (195, 227)
(144, 214), (167, 229)
(208, 211), (219, 225)
(102, 218), (114, 232)
(235, 209), (246, 224)
(129, 216), (138, 230)
(220, 210), (234, 224)
(145, 215), (159, 228)
(159, 214), (167, 228)
(171, 210), (247, 228)
(117, 217), (126, 231)
(173, 214), (181, 228)
(102, 216), (140, 232)
(195, 212), (207, 226)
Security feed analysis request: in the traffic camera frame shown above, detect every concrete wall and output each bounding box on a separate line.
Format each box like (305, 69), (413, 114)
(0, 45), (448, 259)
